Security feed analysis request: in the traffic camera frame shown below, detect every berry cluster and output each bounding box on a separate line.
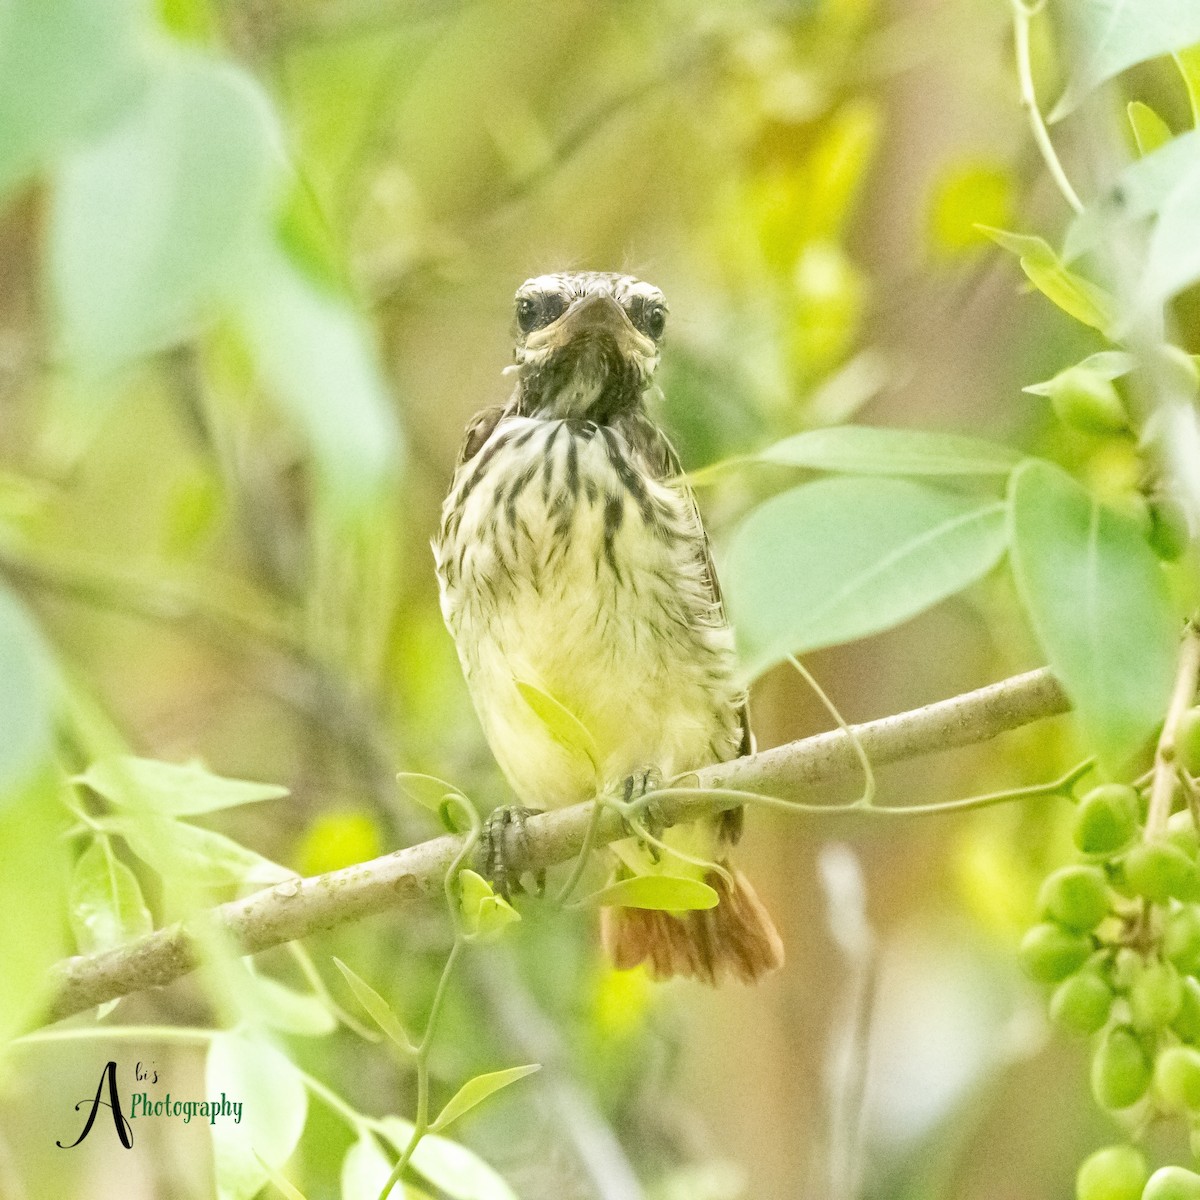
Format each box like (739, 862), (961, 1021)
(1020, 777), (1200, 1200)
(1033, 352), (1196, 565)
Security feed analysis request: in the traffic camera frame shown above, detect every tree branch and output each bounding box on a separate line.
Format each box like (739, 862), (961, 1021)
(43, 667), (1069, 1025)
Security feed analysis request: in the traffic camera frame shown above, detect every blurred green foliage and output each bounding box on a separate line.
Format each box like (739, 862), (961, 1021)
(4, 0), (1200, 1197)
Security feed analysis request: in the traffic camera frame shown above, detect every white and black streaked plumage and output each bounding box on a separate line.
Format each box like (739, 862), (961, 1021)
(434, 271), (783, 985)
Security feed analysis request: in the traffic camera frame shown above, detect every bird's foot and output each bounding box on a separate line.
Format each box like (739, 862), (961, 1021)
(620, 766), (666, 861)
(478, 805), (545, 899)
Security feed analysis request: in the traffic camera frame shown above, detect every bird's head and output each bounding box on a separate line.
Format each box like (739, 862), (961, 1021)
(510, 272), (668, 421)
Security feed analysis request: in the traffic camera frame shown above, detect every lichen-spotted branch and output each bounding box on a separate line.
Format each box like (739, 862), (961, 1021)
(43, 667), (1069, 1024)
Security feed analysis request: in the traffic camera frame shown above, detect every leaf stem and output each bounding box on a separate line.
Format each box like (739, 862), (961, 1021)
(1011, 0), (1084, 214)
(788, 655), (876, 807)
(630, 757), (1093, 821)
(375, 792), (479, 1200)
(1146, 619), (1200, 838)
(553, 799), (605, 905)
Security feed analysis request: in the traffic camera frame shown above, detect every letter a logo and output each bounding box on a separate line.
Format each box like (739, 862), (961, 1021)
(57, 1061), (134, 1149)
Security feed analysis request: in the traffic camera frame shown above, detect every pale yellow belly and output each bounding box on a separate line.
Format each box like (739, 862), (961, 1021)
(437, 417), (743, 812)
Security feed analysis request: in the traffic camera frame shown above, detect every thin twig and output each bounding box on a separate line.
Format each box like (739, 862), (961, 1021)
(40, 667), (1070, 1024)
(1146, 619), (1200, 837)
(374, 792), (479, 1200)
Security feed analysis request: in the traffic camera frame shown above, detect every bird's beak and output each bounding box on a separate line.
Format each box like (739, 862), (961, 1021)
(525, 293), (656, 358)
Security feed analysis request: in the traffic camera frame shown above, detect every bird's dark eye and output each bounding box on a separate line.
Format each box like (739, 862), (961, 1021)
(515, 297), (540, 333)
(639, 302), (667, 340)
(515, 293), (567, 334)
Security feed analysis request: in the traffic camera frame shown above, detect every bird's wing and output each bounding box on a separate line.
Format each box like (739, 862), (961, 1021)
(634, 416), (753, 843)
(455, 404), (508, 466)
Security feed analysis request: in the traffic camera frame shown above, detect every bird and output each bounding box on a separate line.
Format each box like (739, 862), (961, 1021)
(434, 270), (783, 985)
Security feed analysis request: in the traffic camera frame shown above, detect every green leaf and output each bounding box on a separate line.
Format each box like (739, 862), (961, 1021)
(514, 680), (600, 775)
(257, 1156), (310, 1200)
(0, 583), (56, 802)
(1051, 3), (1200, 120)
(725, 477), (1008, 678)
(980, 226), (1114, 332)
(332, 958), (415, 1052)
(0, 771), (70, 1040)
(457, 870), (522, 942)
(49, 49), (282, 369)
(276, 177), (347, 295)
(76, 755), (288, 816)
(1177, 45), (1200, 125)
(429, 1065), (541, 1134)
(377, 1117), (520, 1200)
(68, 837), (153, 955)
(110, 814), (293, 887)
(1008, 459), (1178, 767)
(395, 772), (469, 815)
(1021, 265), (1114, 334)
(1141, 157), (1200, 307)
(1128, 101), (1173, 155)
(1059, 126), (1200, 306)
(978, 227), (1051, 259)
(1022, 351), (1135, 395)
(232, 239), (402, 512)
(252, 974), (337, 1038)
(0, 0), (148, 200)
(341, 1133), (406, 1200)
(583, 875), (720, 912)
(207, 1031), (308, 1200)
(1064, 130), (1200, 261)
(753, 425), (1020, 477)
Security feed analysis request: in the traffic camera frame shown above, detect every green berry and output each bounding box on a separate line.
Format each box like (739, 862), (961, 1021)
(1092, 1025), (1153, 1110)
(1049, 368), (1129, 435)
(1130, 959), (1184, 1029)
(1148, 498), (1191, 562)
(1112, 948), (1142, 992)
(1156, 1046), (1200, 1111)
(1125, 842), (1200, 903)
(1178, 710), (1200, 779)
(1167, 812), (1200, 862)
(1166, 909), (1200, 974)
(1075, 786), (1141, 855)
(1173, 977), (1200, 1041)
(1019, 922), (1093, 983)
(1052, 971), (1114, 1035)
(1076, 1145), (1148, 1200)
(1110, 862), (1140, 901)
(1040, 865), (1112, 931)
(1075, 1145), (1148, 1200)
(1143, 1165), (1200, 1200)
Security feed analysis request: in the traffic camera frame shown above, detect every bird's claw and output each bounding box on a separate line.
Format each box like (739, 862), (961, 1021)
(478, 805), (544, 898)
(620, 766), (665, 860)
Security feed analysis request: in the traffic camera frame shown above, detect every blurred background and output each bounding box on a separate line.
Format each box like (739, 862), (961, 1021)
(2, 0), (1192, 1197)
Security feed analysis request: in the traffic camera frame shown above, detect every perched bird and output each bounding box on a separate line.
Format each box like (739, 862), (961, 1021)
(434, 271), (783, 985)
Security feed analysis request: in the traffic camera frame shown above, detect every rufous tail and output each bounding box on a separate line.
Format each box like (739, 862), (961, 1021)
(600, 865), (784, 985)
